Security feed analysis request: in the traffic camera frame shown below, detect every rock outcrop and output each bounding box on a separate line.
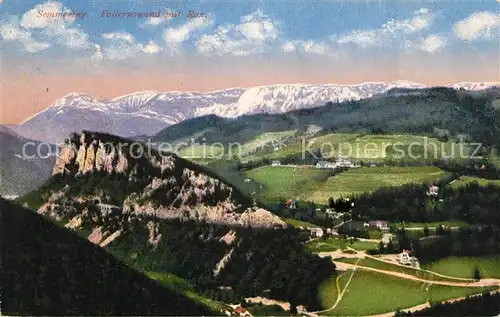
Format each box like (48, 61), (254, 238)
(41, 131), (286, 246)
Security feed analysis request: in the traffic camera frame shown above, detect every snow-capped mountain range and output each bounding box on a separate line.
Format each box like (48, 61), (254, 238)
(14, 81), (500, 143)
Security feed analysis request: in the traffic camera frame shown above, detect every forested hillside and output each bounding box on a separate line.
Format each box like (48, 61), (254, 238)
(0, 198), (215, 316)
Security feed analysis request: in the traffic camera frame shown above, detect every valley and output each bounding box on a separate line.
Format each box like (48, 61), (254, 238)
(3, 85), (500, 316)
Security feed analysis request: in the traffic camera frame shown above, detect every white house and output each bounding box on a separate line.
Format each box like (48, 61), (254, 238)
(271, 160), (282, 166)
(363, 220), (389, 230)
(336, 158), (355, 168)
(326, 228), (339, 236)
(316, 158), (356, 169)
(427, 185), (439, 196)
(310, 227), (324, 238)
(316, 160), (337, 169)
(397, 249), (419, 267)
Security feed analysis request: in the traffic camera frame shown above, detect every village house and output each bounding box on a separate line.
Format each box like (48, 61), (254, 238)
(285, 199), (297, 209)
(316, 160), (337, 169)
(397, 249), (419, 267)
(363, 220), (389, 230)
(310, 227), (324, 238)
(227, 305), (251, 317)
(427, 185), (439, 196)
(397, 250), (412, 265)
(336, 158), (355, 168)
(234, 306), (251, 317)
(271, 160), (281, 166)
(316, 158), (357, 169)
(326, 228), (339, 236)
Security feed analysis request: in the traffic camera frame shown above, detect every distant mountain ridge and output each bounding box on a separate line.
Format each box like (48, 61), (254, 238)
(0, 125), (56, 196)
(152, 87), (500, 153)
(14, 81), (500, 143)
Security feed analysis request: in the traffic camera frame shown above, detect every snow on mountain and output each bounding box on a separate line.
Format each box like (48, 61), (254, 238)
(15, 81), (498, 143)
(446, 82), (500, 91)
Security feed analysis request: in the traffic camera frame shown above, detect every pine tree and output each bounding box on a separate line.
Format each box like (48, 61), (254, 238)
(473, 265), (482, 281)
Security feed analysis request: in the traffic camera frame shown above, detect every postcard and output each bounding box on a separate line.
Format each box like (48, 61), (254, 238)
(1, 0), (500, 316)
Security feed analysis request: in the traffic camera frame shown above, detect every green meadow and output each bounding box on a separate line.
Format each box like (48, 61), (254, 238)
(247, 165), (448, 205)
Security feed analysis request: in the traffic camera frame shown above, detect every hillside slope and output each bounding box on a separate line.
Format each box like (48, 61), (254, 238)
(0, 125), (55, 196)
(0, 197), (215, 316)
(15, 131), (335, 310)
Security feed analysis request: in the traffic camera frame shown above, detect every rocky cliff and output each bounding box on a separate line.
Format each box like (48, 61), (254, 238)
(37, 131), (285, 238)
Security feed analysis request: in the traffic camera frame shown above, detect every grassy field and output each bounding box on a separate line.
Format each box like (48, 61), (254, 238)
(205, 159), (262, 196)
(247, 165), (449, 205)
(309, 166), (448, 202)
(335, 257), (473, 282)
(450, 176), (500, 189)
(177, 144), (225, 159)
(253, 133), (469, 162)
(318, 270), (352, 310)
(245, 166), (334, 203)
(421, 256), (500, 279)
(146, 271), (227, 312)
(306, 238), (378, 252)
(320, 270), (494, 316)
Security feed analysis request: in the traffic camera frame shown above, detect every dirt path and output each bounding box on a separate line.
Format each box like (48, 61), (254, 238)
(333, 261), (500, 288)
(362, 253), (475, 282)
(321, 247), (480, 283)
(312, 258), (361, 314)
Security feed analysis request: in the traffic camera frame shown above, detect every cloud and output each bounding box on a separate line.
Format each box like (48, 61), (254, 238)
(20, 1), (75, 29)
(100, 32), (161, 59)
(103, 32), (135, 43)
(336, 8), (434, 47)
(19, 1), (91, 50)
(196, 10), (280, 56)
(141, 40), (160, 54)
(420, 34), (447, 54)
(454, 11), (500, 41)
(0, 17), (50, 52)
(164, 17), (212, 43)
(91, 44), (103, 61)
(281, 40), (336, 56)
(238, 10), (279, 41)
(281, 41), (296, 52)
(337, 30), (378, 47)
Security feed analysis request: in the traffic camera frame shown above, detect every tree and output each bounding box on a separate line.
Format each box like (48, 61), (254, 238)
(378, 241), (385, 254)
(436, 225), (445, 236)
(328, 197), (334, 208)
(473, 265), (482, 281)
(387, 240), (395, 253)
(423, 225), (430, 237)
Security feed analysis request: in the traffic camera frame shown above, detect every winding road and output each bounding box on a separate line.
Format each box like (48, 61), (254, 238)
(302, 248), (500, 316)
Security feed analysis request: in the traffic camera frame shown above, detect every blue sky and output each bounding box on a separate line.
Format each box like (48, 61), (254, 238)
(1, 0), (499, 124)
(1, 0), (498, 59)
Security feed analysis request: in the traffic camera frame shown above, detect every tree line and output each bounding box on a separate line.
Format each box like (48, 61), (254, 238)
(395, 291), (500, 316)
